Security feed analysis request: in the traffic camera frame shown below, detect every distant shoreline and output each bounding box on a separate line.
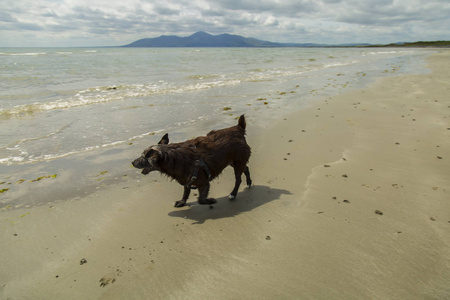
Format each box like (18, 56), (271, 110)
(363, 40), (450, 48)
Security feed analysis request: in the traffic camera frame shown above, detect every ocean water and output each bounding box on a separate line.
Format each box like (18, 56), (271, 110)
(0, 47), (430, 208)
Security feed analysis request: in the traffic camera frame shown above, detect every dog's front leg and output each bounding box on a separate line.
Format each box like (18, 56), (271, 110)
(174, 186), (191, 207)
(197, 183), (217, 205)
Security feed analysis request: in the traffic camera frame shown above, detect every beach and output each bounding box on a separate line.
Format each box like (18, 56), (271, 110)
(1, 50), (449, 299)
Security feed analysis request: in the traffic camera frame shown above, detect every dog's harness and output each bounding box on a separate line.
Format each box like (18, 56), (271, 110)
(185, 159), (212, 189)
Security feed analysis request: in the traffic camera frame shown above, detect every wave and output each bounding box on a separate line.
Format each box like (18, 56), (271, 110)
(187, 74), (221, 80)
(0, 95), (117, 119)
(0, 50), (84, 57)
(7, 52), (47, 56)
(0, 78), (242, 119)
(0, 123), (72, 151)
(364, 50), (413, 56)
(0, 140), (120, 165)
(323, 61), (358, 68)
(367, 51), (398, 55)
(0, 146), (95, 165)
(0, 127), (169, 165)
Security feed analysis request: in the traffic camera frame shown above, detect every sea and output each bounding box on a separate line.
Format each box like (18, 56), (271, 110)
(0, 47), (431, 208)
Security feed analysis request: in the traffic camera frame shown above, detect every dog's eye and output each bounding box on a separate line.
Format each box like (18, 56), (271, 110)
(143, 149), (153, 158)
(145, 149), (160, 159)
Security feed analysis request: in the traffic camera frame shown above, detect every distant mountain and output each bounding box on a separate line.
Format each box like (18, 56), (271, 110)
(122, 31), (328, 48)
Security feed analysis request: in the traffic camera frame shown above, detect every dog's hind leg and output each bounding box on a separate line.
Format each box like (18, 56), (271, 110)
(197, 183), (217, 205)
(174, 186), (191, 207)
(244, 166), (252, 188)
(229, 166), (244, 200)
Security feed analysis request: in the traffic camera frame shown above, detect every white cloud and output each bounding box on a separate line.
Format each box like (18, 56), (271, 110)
(0, 0), (449, 46)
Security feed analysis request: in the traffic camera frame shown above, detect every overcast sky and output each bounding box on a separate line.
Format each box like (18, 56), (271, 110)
(1, 0), (449, 47)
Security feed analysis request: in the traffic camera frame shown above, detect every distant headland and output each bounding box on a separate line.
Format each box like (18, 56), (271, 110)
(121, 31), (450, 48)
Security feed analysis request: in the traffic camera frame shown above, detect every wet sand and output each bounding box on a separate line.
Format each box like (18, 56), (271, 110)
(1, 51), (449, 299)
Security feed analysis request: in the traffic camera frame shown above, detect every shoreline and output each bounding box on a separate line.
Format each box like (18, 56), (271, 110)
(1, 51), (449, 299)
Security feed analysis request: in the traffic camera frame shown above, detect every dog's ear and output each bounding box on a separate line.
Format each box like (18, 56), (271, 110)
(158, 133), (169, 145)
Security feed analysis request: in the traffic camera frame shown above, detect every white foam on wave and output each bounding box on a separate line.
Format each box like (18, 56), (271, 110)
(0, 156), (25, 164)
(0, 139), (128, 165)
(9, 52), (47, 56)
(323, 61), (357, 69)
(365, 50), (405, 56)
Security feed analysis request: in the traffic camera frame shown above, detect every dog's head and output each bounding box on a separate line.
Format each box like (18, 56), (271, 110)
(132, 133), (169, 175)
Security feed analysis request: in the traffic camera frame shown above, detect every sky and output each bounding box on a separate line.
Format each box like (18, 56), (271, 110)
(1, 0), (449, 47)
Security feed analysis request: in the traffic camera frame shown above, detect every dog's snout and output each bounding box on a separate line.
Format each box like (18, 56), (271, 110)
(132, 157), (142, 168)
(132, 156), (151, 170)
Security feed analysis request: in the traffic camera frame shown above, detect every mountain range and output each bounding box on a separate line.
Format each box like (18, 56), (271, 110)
(122, 31), (340, 48)
(121, 32), (449, 48)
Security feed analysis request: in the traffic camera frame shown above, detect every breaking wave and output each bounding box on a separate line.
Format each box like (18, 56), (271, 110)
(0, 79), (241, 119)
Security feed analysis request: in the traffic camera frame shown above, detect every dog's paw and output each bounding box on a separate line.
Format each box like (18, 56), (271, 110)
(174, 200), (186, 207)
(228, 194), (235, 200)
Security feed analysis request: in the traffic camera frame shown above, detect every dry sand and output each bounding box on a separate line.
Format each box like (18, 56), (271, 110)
(1, 51), (449, 299)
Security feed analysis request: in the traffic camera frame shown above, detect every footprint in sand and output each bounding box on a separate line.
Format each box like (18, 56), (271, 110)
(99, 277), (116, 287)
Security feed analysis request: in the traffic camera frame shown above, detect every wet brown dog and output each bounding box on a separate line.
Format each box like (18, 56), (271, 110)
(132, 115), (252, 207)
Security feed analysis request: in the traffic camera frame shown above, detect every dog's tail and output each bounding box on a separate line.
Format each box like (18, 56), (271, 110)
(238, 114), (246, 131)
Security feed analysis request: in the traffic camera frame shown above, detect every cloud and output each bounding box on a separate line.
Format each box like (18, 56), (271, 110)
(332, 0), (450, 26)
(213, 0), (319, 15)
(0, 11), (16, 23)
(0, 0), (449, 46)
(16, 22), (44, 31)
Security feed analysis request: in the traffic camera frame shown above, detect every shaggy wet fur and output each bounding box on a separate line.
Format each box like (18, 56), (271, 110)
(132, 115), (252, 207)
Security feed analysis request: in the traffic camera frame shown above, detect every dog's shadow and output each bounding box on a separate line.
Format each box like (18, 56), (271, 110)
(168, 185), (291, 224)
